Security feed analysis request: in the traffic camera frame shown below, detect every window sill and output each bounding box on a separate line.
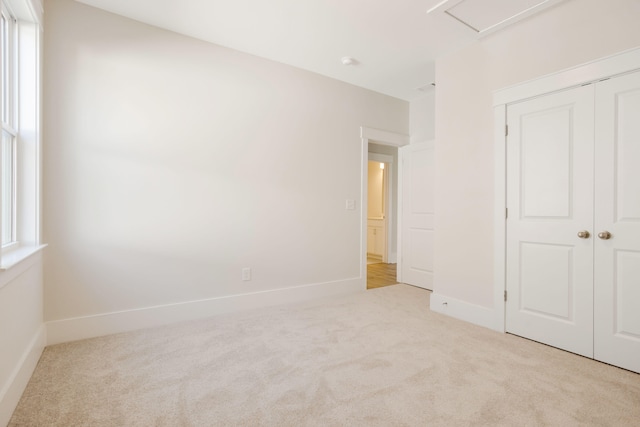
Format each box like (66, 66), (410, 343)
(1, 244), (47, 271)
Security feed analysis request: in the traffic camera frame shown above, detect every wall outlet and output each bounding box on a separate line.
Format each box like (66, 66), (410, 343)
(242, 268), (251, 281)
(345, 199), (356, 210)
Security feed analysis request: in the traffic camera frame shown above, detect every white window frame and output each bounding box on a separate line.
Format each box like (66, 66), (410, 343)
(0, 0), (44, 274)
(1, 3), (18, 250)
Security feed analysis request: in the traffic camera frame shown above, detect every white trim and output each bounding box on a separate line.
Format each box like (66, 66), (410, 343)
(493, 105), (507, 332)
(46, 277), (363, 345)
(0, 324), (45, 427)
(0, 243), (46, 271)
(493, 46), (640, 336)
(0, 245), (44, 289)
(5, 0), (42, 27)
(360, 127), (409, 286)
(430, 292), (502, 332)
(396, 148), (405, 283)
(26, 0), (43, 27)
(494, 47), (640, 106)
(360, 127), (409, 147)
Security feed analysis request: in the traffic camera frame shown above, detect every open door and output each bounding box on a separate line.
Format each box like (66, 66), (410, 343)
(399, 141), (434, 289)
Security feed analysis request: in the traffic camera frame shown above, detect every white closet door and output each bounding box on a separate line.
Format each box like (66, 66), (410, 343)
(506, 85), (595, 358)
(594, 70), (640, 373)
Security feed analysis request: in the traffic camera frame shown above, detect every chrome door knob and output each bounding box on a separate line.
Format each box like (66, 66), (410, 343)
(577, 230), (590, 239)
(598, 231), (612, 240)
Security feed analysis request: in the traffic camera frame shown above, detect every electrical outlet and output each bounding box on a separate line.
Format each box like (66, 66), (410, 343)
(242, 268), (251, 281)
(345, 199), (356, 210)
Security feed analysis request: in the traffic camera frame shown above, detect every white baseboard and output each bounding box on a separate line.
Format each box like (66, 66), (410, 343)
(47, 277), (364, 346)
(430, 292), (504, 332)
(0, 325), (46, 427)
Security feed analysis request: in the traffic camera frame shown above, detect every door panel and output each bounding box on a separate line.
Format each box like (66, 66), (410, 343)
(506, 85), (595, 358)
(519, 242), (573, 320)
(409, 229), (434, 272)
(594, 70), (640, 373)
(521, 108), (573, 218)
(400, 141), (434, 290)
(613, 86), (640, 221)
(613, 250), (640, 338)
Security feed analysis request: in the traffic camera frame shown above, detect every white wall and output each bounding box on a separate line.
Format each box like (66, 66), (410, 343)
(367, 162), (384, 219)
(0, 256), (45, 426)
(43, 0), (408, 341)
(433, 0), (640, 315)
(410, 91), (435, 144)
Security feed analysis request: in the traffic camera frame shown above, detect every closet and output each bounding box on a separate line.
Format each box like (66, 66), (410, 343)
(505, 69), (640, 374)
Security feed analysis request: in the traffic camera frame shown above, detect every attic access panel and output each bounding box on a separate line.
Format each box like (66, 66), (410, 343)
(428, 0), (566, 36)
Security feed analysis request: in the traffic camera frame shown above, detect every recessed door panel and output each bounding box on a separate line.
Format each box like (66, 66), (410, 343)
(615, 88), (640, 222)
(409, 229), (434, 272)
(410, 149), (434, 214)
(521, 108), (572, 219)
(614, 250), (640, 339)
(519, 243), (573, 320)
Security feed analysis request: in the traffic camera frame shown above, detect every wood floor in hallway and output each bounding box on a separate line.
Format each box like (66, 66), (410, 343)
(367, 262), (398, 289)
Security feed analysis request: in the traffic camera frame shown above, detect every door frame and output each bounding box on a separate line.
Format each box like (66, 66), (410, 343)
(493, 47), (640, 332)
(360, 127), (409, 289)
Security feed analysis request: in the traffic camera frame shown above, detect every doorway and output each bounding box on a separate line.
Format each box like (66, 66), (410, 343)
(360, 127), (411, 291)
(367, 145), (398, 289)
(367, 158), (388, 264)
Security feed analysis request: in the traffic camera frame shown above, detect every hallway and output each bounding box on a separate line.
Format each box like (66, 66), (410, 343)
(367, 262), (398, 289)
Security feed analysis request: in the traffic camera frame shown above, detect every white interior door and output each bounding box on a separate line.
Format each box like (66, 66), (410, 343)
(594, 70), (640, 373)
(399, 141), (434, 290)
(506, 85), (595, 358)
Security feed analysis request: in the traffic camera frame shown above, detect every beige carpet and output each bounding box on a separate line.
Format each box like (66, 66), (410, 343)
(10, 285), (640, 426)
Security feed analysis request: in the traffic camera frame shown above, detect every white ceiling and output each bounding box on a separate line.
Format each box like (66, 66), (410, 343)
(73, 0), (555, 101)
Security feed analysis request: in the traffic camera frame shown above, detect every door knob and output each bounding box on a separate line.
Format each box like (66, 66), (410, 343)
(577, 230), (590, 239)
(598, 231), (612, 240)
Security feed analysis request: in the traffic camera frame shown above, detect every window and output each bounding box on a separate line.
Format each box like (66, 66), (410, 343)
(1, 4), (16, 248)
(0, 0), (43, 271)
(1, 129), (15, 246)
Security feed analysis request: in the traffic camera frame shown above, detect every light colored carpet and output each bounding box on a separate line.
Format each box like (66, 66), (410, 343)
(10, 284), (640, 426)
